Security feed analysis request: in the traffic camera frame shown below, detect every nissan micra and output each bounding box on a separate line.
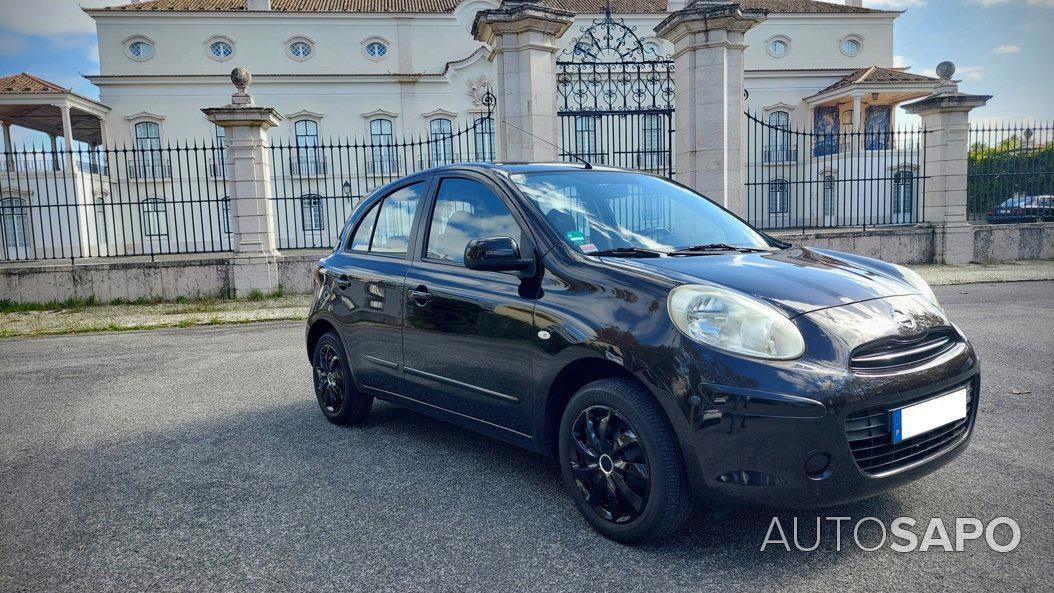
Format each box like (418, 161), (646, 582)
(306, 163), (979, 543)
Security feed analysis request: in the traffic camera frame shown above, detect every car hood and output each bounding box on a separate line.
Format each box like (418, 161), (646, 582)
(602, 247), (919, 317)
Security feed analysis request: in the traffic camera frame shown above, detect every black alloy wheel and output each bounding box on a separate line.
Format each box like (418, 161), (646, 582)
(312, 331), (373, 425)
(569, 405), (651, 523)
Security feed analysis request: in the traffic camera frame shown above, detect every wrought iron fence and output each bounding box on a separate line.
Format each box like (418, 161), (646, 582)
(1, 142), (229, 262)
(269, 98), (497, 250)
(744, 111), (929, 231)
(967, 120), (1054, 223)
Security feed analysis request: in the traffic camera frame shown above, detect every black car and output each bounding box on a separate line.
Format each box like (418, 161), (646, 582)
(306, 163), (979, 543)
(985, 195), (1054, 223)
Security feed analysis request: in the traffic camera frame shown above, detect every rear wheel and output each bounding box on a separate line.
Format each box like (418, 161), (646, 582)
(312, 332), (372, 425)
(558, 378), (692, 543)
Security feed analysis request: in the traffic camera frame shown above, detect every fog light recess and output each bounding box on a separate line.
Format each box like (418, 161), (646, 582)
(805, 453), (831, 480)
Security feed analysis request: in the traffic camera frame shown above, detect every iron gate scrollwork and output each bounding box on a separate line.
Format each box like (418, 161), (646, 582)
(556, 6), (675, 177)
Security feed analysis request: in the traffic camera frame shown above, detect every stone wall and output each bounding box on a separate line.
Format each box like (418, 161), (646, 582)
(771, 225), (937, 264)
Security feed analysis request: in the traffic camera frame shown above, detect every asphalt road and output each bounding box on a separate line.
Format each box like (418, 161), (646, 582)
(2, 282), (1052, 592)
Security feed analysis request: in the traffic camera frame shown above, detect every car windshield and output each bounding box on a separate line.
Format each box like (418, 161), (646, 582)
(509, 170), (771, 254)
(999, 196), (1036, 207)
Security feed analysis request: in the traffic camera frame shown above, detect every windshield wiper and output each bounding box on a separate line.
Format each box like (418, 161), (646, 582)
(670, 243), (770, 254)
(586, 247), (664, 258)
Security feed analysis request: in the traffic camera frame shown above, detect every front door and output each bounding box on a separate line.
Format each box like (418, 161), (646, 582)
(321, 179), (428, 396)
(401, 174), (538, 435)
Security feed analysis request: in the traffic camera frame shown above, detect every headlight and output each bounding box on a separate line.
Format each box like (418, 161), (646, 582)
(668, 284), (805, 360)
(892, 264), (940, 309)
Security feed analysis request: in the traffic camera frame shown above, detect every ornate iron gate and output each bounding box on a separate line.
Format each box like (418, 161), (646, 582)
(556, 7), (674, 178)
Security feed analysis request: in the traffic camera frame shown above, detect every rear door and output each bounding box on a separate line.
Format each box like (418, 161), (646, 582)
(320, 178), (429, 395)
(401, 172), (539, 435)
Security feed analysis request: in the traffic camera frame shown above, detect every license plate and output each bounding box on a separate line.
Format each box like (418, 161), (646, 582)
(891, 387), (969, 443)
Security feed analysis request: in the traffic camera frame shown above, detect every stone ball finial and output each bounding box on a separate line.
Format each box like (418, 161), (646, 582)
(936, 61), (955, 80)
(231, 67), (252, 91)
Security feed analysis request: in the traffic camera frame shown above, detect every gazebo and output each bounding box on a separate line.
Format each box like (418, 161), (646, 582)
(0, 72), (111, 170)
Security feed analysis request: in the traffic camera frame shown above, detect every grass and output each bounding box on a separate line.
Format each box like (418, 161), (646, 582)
(3, 285), (290, 313)
(0, 312), (309, 340)
(0, 296), (99, 313)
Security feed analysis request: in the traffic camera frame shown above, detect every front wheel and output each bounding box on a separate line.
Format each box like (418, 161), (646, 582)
(558, 378), (692, 543)
(312, 331), (373, 425)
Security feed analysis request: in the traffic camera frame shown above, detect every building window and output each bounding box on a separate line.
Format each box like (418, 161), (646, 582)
(429, 118), (454, 166)
(207, 38), (235, 61)
(574, 116), (598, 160)
(823, 175), (836, 216)
(294, 120), (323, 175)
(126, 39), (154, 61)
(222, 197), (231, 234)
(840, 36), (863, 57)
(287, 39), (314, 61)
(768, 179), (789, 214)
(1, 197), (29, 255)
(766, 36), (790, 59)
(893, 171), (915, 216)
(301, 194), (325, 231)
(134, 121), (164, 178)
(474, 117), (495, 161)
(370, 119), (396, 174)
(363, 40), (389, 61)
(767, 110), (791, 162)
(642, 114), (664, 167)
(141, 197), (168, 237)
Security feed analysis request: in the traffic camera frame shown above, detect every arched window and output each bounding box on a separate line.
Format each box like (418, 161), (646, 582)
(141, 197), (168, 237)
(294, 120), (319, 148)
(823, 175), (836, 217)
(642, 114), (664, 168)
(1, 197), (30, 257)
(301, 194), (325, 231)
(474, 117), (495, 161)
(768, 179), (789, 214)
(94, 197), (109, 255)
(768, 110), (791, 162)
(221, 197), (231, 234)
(574, 116), (597, 160)
(893, 170), (915, 219)
(429, 118), (454, 166)
(370, 119), (396, 175)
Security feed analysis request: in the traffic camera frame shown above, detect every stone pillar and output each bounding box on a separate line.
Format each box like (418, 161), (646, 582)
(655, 1), (766, 214)
(903, 62), (990, 264)
(203, 68), (285, 297)
(472, 1), (574, 162)
(1, 121), (12, 170)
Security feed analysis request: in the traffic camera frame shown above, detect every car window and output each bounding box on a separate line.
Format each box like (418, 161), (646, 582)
(370, 182), (425, 256)
(425, 178), (524, 264)
(346, 201), (380, 252)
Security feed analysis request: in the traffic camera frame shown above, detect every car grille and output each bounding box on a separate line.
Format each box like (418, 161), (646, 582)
(844, 381), (977, 476)
(849, 328), (961, 374)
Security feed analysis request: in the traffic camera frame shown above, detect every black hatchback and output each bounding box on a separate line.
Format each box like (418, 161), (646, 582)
(306, 163), (980, 543)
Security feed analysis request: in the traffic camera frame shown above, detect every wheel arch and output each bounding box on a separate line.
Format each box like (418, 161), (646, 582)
(306, 318), (338, 361)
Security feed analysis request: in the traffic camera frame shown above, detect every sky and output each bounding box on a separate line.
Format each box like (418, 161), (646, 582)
(0, 0), (1051, 146)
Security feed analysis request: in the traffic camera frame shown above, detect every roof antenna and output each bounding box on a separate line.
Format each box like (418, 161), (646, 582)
(500, 118), (593, 169)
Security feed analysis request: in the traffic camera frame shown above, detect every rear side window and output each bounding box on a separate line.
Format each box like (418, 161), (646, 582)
(347, 202), (380, 252)
(370, 182), (425, 256)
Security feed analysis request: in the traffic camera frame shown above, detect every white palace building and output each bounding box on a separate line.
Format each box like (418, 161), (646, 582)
(0, 0), (945, 260)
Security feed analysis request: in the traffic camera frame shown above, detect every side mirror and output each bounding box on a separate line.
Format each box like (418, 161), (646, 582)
(464, 236), (533, 275)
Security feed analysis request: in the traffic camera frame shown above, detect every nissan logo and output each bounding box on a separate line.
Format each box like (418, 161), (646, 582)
(890, 308), (917, 331)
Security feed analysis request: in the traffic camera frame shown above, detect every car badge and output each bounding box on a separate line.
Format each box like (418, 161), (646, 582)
(890, 308), (917, 331)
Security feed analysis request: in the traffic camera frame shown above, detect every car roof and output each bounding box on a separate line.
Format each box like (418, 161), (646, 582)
(421, 162), (633, 175)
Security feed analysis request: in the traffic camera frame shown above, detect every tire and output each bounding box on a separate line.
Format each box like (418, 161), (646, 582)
(558, 378), (692, 543)
(312, 331), (373, 425)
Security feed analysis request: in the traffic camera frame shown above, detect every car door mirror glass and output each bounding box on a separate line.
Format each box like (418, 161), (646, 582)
(464, 236), (531, 273)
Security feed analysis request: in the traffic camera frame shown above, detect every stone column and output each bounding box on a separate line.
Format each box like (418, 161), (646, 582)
(903, 62), (990, 264)
(1, 121), (12, 170)
(203, 68), (285, 297)
(655, 1), (765, 214)
(472, 1), (574, 162)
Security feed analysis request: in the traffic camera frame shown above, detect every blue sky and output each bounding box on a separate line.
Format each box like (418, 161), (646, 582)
(0, 0), (1051, 146)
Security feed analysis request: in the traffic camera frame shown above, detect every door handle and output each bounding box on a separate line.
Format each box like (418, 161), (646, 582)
(335, 275), (352, 290)
(408, 285), (433, 305)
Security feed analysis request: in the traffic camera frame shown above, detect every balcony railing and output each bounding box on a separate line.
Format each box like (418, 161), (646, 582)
(127, 156), (171, 180)
(288, 154), (327, 176)
(763, 145), (798, 163)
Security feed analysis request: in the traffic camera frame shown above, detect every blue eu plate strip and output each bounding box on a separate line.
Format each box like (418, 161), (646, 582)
(891, 409), (903, 443)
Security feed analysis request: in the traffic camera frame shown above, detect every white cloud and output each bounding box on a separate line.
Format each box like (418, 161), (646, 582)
(0, 0), (125, 36)
(971, 0), (1054, 6)
(892, 55), (912, 68)
(862, 0), (927, 8)
(992, 44), (1021, 53)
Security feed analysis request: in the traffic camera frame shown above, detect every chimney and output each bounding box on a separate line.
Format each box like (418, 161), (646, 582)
(845, 0), (863, 6)
(247, 0), (271, 10)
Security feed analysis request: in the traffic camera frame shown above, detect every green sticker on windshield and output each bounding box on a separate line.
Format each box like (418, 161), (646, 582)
(565, 230), (586, 244)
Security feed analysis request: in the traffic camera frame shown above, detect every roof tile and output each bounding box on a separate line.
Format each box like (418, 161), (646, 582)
(818, 66), (939, 94)
(0, 72), (70, 94)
